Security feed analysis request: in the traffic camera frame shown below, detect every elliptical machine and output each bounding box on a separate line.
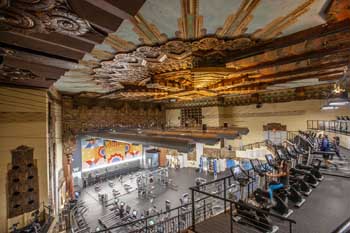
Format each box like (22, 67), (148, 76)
(250, 159), (305, 208)
(287, 144), (324, 181)
(276, 147), (319, 188)
(266, 154), (312, 196)
(230, 166), (278, 233)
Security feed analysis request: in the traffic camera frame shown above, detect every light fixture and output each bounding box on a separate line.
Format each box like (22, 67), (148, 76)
(321, 105), (339, 110)
(328, 99), (350, 106)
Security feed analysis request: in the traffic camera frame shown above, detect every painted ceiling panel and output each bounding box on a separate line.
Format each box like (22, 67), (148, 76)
(199, 0), (244, 35)
(282, 0), (328, 36)
(266, 78), (334, 90)
(139, 0), (181, 38)
(246, 0), (306, 33)
(114, 20), (141, 46)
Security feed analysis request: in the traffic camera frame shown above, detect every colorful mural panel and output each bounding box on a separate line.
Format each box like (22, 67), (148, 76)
(81, 138), (142, 171)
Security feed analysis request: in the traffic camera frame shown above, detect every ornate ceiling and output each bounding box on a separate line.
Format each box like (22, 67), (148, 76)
(0, 0), (350, 102)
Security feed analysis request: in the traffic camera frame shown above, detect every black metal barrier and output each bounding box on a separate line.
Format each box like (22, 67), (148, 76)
(307, 120), (350, 135)
(331, 216), (350, 233)
(189, 174), (296, 233)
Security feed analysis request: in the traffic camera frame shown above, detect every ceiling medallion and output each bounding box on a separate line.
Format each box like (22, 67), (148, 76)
(92, 36), (257, 98)
(0, 0), (90, 36)
(0, 64), (44, 81)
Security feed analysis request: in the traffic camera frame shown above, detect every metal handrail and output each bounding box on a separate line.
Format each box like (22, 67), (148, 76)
(307, 120), (350, 135)
(331, 216), (350, 233)
(189, 176), (296, 224)
(93, 185), (229, 233)
(189, 173), (296, 233)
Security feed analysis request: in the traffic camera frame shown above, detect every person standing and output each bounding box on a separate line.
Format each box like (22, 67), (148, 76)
(333, 136), (343, 160)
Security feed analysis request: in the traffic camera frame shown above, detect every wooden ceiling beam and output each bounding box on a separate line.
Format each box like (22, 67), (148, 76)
(68, 0), (124, 31)
(0, 78), (54, 88)
(2, 48), (82, 70)
(229, 42), (350, 74)
(3, 57), (67, 80)
(212, 59), (348, 89)
(225, 19), (350, 63)
(32, 32), (97, 52)
(0, 31), (87, 61)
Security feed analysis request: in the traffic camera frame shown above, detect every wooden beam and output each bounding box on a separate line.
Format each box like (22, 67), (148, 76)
(104, 0), (146, 16)
(83, 0), (134, 20)
(2, 48), (82, 70)
(3, 57), (67, 80)
(0, 78), (54, 88)
(0, 31), (86, 60)
(224, 19), (350, 63)
(32, 32), (98, 51)
(228, 42), (350, 73)
(68, 0), (124, 31)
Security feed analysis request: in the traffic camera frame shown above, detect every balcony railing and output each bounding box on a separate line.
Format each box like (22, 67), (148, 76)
(307, 120), (350, 135)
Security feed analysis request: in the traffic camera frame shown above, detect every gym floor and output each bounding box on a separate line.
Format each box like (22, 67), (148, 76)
(78, 147), (350, 232)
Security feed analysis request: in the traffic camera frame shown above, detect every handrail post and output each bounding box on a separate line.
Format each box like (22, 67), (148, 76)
(223, 178), (227, 212)
(230, 202), (233, 233)
(290, 222), (292, 233)
(191, 189), (195, 231)
(177, 208), (180, 233)
(145, 217), (148, 233)
(203, 199), (206, 220)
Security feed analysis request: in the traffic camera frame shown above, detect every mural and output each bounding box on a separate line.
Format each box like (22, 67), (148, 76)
(81, 138), (142, 171)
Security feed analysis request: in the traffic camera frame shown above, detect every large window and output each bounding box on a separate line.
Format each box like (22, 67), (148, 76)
(181, 107), (202, 127)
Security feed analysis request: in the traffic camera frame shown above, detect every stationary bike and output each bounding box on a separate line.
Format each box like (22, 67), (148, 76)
(251, 159), (305, 208)
(231, 166), (277, 233)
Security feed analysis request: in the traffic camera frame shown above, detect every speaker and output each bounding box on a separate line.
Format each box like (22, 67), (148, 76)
(202, 124), (207, 131)
(7, 145), (39, 218)
(224, 123), (228, 128)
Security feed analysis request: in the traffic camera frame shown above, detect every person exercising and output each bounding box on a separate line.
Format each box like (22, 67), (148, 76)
(266, 160), (289, 202)
(321, 135), (338, 169)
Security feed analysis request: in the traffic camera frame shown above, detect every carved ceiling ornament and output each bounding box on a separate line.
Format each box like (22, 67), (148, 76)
(92, 36), (257, 94)
(0, 0), (90, 36)
(0, 64), (45, 81)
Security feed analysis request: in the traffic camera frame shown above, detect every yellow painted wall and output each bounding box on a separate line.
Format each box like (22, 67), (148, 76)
(0, 87), (49, 233)
(224, 99), (350, 145)
(166, 109), (181, 127)
(165, 99), (350, 145)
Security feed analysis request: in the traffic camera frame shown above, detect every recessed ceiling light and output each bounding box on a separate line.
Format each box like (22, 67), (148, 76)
(328, 100), (350, 106)
(321, 106), (339, 110)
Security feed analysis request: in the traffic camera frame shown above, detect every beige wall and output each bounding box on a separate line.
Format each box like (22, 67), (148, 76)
(224, 99), (349, 145)
(165, 99), (349, 145)
(166, 109), (181, 127)
(0, 87), (49, 232)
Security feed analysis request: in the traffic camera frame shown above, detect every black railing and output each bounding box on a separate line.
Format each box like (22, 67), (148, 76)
(331, 216), (350, 233)
(242, 141), (268, 150)
(189, 174), (296, 233)
(93, 186), (229, 233)
(307, 120), (350, 135)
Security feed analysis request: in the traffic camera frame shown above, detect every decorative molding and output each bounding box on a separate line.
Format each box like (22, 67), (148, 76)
(236, 110), (306, 118)
(0, 0), (91, 36)
(0, 64), (45, 81)
(93, 36), (256, 95)
(264, 123), (288, 132)
(253, 0), (316, 39)
(217, 0), (260, 37)
(176, 0), (205, 39)
(326, 0), (350, 22)
(132, 13), (168, 45)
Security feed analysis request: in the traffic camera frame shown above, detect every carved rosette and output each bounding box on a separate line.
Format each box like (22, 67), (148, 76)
(92, 36), (256, 100)
(0, 0), (90, 36)
(0, 64), (45, 81)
